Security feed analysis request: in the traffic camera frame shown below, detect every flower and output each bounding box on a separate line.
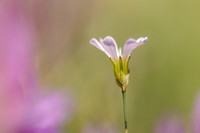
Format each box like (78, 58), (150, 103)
(155, 114), (185, 133)
(192, 91), (200, 133)
(0, 0), (35, 132)
(154, 91), (200, 133)
(0, 1), (74, 133)
(82, 123), (120, 133)
(90, 36), (148, 90)
(18, 92), (74, 133)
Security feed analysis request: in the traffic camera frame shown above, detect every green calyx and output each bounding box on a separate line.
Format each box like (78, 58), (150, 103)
(110, 56), (131, 90)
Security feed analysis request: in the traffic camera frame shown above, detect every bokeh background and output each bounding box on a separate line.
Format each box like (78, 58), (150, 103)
(1, 0), (200, 132)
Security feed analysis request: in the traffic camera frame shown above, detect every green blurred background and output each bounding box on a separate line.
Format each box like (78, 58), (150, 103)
(28, 0), (200, 132)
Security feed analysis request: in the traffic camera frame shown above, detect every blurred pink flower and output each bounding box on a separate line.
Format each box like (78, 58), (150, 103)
(154, 114), (185, 133)
(0, 1), (73, 133)
(193, 92), (200, 133)
(155, 91), (200, 133)
(82, 124), (120, 133)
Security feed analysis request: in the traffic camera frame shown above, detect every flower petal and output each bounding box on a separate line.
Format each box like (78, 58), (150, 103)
(123, 37), (148, 60)
(90, 38), (110, 57)
(101, 36), (119, 60)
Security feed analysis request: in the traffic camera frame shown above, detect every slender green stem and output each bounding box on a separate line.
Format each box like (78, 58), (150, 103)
(122, 90), (128, 133)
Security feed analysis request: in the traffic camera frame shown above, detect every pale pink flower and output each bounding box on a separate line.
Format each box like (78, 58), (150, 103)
(90, 36), (148, 62)
(90, 36), (148, 89)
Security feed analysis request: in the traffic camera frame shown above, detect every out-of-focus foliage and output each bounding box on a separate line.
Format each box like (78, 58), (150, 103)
(1, 0), (200, 132)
